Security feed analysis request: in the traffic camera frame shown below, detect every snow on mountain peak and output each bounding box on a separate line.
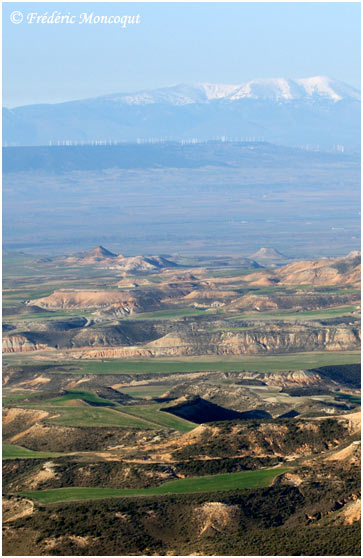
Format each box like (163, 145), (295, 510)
(227, 76), (360, 102)
(229, 78), (296, 101)
(196, 83), (241, 100)
(296, 76), (360, 101)
(104, 77), (359, 106)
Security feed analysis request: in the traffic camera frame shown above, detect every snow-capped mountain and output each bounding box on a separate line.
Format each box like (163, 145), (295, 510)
(102, 77), (360, 105)
(3, 77), (360, 148)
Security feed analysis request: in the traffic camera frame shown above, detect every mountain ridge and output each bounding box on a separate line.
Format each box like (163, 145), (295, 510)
(98, 76), (360, 105)
(4, 76), (360, 109)
(3, 76), (360, 148)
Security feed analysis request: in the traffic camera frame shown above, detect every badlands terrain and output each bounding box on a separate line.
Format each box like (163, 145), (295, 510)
(2, 247), (361, 555)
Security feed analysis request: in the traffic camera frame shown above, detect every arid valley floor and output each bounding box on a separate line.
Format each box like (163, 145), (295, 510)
(2, 247), (361, 555)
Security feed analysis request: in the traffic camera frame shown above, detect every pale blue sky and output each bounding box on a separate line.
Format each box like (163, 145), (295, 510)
(3, 2), (361, 107)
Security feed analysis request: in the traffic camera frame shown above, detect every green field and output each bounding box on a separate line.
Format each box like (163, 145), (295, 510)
(5, 310), (92, 321)
(2, 392), (42, 406)
(12, 351), (359, 376)
(127, 307), (213, 320)
(19, 468), (289, 503)
(206, 269), (262, 278)
(45, 406), (157, 428)
(13, 390), (195, 431)
(227, 306), (357, 322)
(3, 444), (65, 459)
(117, 403), (195, 432)
(2, 289), (56, 302)
(40, 390), (116, 407)
(334, 392), (361, 405)
(120, 385), (171, 398)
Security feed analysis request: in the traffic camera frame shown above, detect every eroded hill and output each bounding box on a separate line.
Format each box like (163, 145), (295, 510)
(2, 249), (361, 556)
(2, 252), (361, 359)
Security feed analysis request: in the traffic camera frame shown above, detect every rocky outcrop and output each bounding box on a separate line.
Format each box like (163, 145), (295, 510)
(214, 325), (360, 354)
(72, 347), (154, 359)
(3, 408), (50, 440)
(136, 323), (360, 357)
(305, 492), (362, 525)
(227, 292), (360, 312)
(243, 254), (361, 287)
(28, 289), (163, 314)
(2, 497), (34, 523)
(2, 334), (50, 353)
(196, 502), (241, 536)
(3, 320), (360, 356)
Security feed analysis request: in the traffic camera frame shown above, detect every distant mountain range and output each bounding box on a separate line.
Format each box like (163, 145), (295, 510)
(3, 77), (360, 149)
(86, 77), (360, 104)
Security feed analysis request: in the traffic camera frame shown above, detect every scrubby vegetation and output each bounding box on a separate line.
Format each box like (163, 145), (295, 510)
(173, 418), (348, 459)
(4, 477), (360, 556)
(315, 363), (361, 388)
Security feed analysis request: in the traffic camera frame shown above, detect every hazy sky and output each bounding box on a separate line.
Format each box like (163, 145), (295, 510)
(3, 2), (361, 107)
